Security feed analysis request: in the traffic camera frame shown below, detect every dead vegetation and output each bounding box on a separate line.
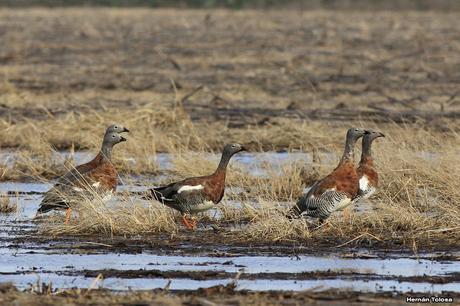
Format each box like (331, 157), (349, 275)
(0, 193), (17, 213)
(39, 122), (460, 249)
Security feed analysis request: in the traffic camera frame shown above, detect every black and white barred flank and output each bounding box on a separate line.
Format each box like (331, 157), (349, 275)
(293, 188), (351, 221)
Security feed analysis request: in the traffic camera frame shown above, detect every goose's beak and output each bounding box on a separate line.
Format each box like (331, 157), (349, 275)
(120, 136), (127, 142)
(123, 127), (130, 133)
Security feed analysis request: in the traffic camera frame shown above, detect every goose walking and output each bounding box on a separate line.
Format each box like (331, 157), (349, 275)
(353, 130), (385, 203)
(289, 128), (368, 222)
(36, 124), (129, 223)
(144, 143), (245, 230)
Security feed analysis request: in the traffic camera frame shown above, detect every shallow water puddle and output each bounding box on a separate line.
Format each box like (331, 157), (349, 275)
(2, 274), (459, 292)
(132, 151), (317, 174)
(2, 251), (460, 276)
(1, 248), (460, 292)
(0, 150), (323, 176)
(0, 151), (320, 192)
(0, 152), (459, 293)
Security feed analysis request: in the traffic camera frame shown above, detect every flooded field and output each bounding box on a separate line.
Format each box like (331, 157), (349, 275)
(0, 152), (459, 296)
(1, 7), (460, 304)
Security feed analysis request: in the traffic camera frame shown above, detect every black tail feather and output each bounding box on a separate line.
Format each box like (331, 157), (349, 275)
(142, 188), (164, 201)
(36, 201), (68, 214)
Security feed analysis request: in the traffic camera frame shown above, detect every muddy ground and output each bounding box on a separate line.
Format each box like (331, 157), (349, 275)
(5, 283), (458, 306)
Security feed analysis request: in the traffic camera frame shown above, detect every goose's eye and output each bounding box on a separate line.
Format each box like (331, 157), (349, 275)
(112, 135), (116, 138)
(114, 126), (118, 129)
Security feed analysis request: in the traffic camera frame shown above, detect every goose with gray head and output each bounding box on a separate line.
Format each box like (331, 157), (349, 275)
(145, 143), (245, 230)
(59, 124), (129, 182)
(37, 126), (129, 223)
(289, 128), (368, 222)
(352, 130), (385, 204)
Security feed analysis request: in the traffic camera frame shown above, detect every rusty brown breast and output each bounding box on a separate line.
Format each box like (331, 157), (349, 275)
(357, 156), (378, 187)
(71, 153), (118, 191)
(85, 159), (119, 191)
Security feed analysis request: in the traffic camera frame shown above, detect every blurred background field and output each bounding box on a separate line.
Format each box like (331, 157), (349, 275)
(2, 0), (460, 10)
(1, 7), (459, 155)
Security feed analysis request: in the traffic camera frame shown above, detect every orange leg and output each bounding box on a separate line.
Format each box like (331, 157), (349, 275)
(181, 215), (197, 230)
(65, 207), (72, 224)
(190, 218), (197, 229)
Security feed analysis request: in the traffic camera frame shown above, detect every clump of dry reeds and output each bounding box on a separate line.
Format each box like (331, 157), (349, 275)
(39, 191), (179, 237)
(0, 193), (17, 214)
(33, 157), (179, 237)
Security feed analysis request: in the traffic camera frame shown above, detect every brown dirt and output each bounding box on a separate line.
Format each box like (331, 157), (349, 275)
(2, 283), (459, 306)
(7, 220), (460, 255)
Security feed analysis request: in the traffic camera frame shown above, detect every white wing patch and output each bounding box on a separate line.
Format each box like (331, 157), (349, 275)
(177, 185), (204, 194)
(72, 187), (83, 192)
(92, 182), (101, 188)
(359, 176), (369, 192)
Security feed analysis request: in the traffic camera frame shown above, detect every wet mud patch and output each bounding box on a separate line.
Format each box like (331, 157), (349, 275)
(1, 283), (458, 306)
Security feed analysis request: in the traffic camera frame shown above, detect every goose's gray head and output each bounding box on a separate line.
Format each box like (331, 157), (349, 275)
(103, 132), (127, 147)
(105, 124), (129, 135)
(364, 130), (385, 142)
(222, 143), (245, 157)
(346, 128), (369, 142)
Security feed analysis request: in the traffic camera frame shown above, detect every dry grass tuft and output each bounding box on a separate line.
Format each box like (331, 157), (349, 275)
(242, 161), (316, 201)
(40, 193), (179, 237)
(0, 194), (18, 214)
(233, 200), (312, 242)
